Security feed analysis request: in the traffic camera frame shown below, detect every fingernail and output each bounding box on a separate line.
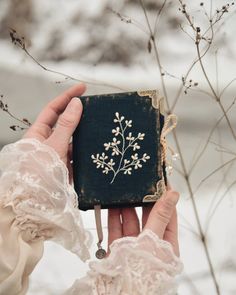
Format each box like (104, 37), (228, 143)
(68, 97), (82, 112)
(164, 190), (179, 205)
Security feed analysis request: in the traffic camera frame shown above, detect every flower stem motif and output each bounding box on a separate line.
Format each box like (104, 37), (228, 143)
(91, 112), (150, 184)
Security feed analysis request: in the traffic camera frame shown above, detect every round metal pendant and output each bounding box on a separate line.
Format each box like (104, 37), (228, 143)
(95, 248), (106, 259)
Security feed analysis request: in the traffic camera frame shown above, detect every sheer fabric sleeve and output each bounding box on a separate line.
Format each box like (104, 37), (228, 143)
(0, 139), (183, 295)
(0, 139), (92, 295)
(65, 229), (183, 295)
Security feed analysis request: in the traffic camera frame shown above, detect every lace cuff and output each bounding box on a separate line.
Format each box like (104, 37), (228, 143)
(0, 139), (92, 262)
(66, 229), (183, 295)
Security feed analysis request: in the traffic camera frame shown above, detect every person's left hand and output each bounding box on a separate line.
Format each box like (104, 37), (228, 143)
(107, 189), (180, 257)
(24, 83), (86, 180)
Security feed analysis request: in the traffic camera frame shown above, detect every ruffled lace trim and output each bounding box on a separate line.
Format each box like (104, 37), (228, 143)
(0, 139), (92, 262)
(66, 229), (183, 295)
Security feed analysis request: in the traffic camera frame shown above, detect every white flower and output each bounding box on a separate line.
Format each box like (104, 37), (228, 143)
(102, 167), (110, 174)
(100, 152), (108, 160)
(142, 153), (150, 162)
(131, 153), (138, 160)
(138, 133), (145, 140)
(124, 167), (132, 175)
(112, 148), (119, 156)
(125, 120), (132, 127)
(134, 161), (142, 169)
(91, 154), (99, 163)
(96, 162), (104, 169)
(111, 137), (121, 146)
(132, 142), (140, 151)
(108, 159), (115, 167)
(112, 127), (120, 136)
(114, 112), (120, 123)
(126, 132), (134, 141)
(124, 159), (130, 165)
(104, 142), (111, 150)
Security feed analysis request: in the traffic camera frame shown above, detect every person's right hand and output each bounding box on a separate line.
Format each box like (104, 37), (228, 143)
(23, 83), (86, 181)
(107, 190), (180, 256)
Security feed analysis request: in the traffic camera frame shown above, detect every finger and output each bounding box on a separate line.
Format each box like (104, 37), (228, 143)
(166, 181), (172, 191)
(46, 97), (83, 156)
(163, 208), (180, 256)
(67, 155), (73, 185)
(24, 83), (86, 141)
(68, 142), (73, 162)
(144, 190), (179, 239)
(34, 83), (86, 128)
(107, 209), (122, 252)
(121, 208), (140, 237)
(142, 204), (153, 229)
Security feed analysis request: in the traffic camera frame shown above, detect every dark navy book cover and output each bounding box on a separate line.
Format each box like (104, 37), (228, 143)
(73, 91), (166, 211)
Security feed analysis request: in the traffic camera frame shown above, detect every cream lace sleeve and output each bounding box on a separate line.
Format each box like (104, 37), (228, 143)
(65, 229), (183, 295)
(0, 139), (183, 295)
(0, 139), (92, 295)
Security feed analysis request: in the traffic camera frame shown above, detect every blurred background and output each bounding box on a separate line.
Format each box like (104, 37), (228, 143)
(0, 0), (236, 294)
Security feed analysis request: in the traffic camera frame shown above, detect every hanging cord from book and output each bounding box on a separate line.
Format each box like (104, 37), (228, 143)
(160, 114), (178, 175)
(94, 205), (107, 259)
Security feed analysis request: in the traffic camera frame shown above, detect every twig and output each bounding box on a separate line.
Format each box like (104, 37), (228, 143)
(205, 179), (236, 234)
(153, 0), (168, 36)
(194, 156), (236, 195)
(177, 2), (236, 141)
(196, 43), (236, 141)
(0, 94), (31, 131)
(139, 1), (223, 293)
(188, 97), (236, 175)
(220, 78), (236, 98)
(9, 28), (126, 91)
(107, 8), (149, 35)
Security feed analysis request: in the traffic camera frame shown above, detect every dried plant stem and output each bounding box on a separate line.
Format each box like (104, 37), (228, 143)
(194, 156), (236, 195)
(174, 133), (220, 295)
(170, 44), (211, 111)
(205, 179), (236, 233)
(188, 97), (236, 175)
(204, 159), (234, 234)
(220, 78), (236, 98)
(9, 29), (125, 91)
(153, 0), (167, 35)
(196, 44), (236, 141)
(4, 109), (30, 127)
(138, 1), (221, 293)
(0, 96), (31, 130)
(24, 47), (125, 91)
(138, 0), (169, 108)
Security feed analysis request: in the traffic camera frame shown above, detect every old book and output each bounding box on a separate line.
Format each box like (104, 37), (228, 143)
(73, 90), (166, 211)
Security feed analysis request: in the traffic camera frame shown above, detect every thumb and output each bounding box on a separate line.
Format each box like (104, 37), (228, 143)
(46, 97), (83, 157)
(144, 190), (179, 239)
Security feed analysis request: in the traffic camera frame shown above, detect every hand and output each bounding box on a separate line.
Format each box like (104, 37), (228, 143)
(107, 190), (180, 256)
(24, 83), (86, 180)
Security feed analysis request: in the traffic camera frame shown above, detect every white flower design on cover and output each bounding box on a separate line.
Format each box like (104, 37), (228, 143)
(91, 112), (150, 184)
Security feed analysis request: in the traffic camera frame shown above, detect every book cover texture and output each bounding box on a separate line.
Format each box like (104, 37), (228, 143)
(73, 91), (165, 210)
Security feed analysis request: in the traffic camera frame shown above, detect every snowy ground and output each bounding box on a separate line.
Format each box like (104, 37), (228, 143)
(0, 1), (236, 294)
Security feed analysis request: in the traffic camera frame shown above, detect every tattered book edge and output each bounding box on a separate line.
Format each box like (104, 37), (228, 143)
(137, 90), (166, 203)
(142, 179), (166, 202)
(137, 90), (165, 115)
